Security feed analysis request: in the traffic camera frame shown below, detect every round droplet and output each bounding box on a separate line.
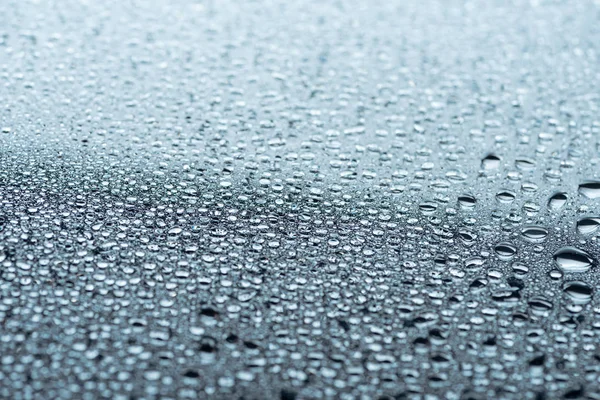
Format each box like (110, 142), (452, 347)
(553, 247), (594, 273)
(520, 225), (549, 243)
(563, 281), (593, 304)
(494, 242), (517, 261)
(579, 181), (600, 199)
(547, 192), (567, 210)
(576, 217), (600, 235)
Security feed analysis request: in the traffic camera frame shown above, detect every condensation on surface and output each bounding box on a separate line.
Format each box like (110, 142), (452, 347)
(1, 0), (600, 399)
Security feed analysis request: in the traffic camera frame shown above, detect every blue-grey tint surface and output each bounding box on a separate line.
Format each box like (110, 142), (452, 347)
(1, 0), (600, 399)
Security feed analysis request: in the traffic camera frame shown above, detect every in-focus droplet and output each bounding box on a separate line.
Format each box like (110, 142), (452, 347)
(494, 242), (517, 261)
(464, 256), (485, 270)
(512, 262), (529, 277)
(520, 225), (549, 243)
(481, 154), (501, 169)
(563, 281), (593, 304)
(576, 217), (600, 235)
(549, 269), (563, 280)
(419, 201), (437, 215)
(496, 190), (516, 203)
(528, 296), (554, 314)
(547, 192), (567, 210)
(578, 181), (600, 199)
(458, 194), (477, 209)
(553, 247), (594, 273)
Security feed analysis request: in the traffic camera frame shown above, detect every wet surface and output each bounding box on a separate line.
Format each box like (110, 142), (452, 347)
(1, 0), (600, 399)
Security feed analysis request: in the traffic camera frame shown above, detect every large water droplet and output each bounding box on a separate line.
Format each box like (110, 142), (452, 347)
(528, 296), (554, 313)
(578, 181), (600, 199)
(482, 154), (501, 169)
(520, 225), (548, 243)
(494, 242), (517, 261)
(563, 281), (593, 304)
(547, 192), (567, 210)
(458, 194), (477, 209)
(515, 158), (536, 171)
(496, 190), (516, 203)
(553, 247), (594, 273)
(576, 217), (600, 235)
(464, 256), (485, 270)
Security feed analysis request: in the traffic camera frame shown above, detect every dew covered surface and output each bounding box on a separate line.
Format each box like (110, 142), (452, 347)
(2, 0), (600, 399)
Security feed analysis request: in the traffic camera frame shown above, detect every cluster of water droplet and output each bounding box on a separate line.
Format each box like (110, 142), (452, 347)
(1, 0), (600, 399)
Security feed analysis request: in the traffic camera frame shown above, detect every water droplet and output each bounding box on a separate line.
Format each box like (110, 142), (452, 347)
(548, 192), (568, 210)
(496, 190), (516, 203)
(528, 296), (554, 313)
(482, 154), (501, 169)
(494, 242), (517, 260)
(576, 217), (600, 235)
(419, 201), (437, 214)
(553, 247), (594, 273)
(520, 225), (549, 243)
(549, 269), (563, 280)
(563, 281), (593, 304)
(512, 262), (529, 277)
(458, 194), (477, 209)
(515, 158), (536, 170)
(578, 181), (600, 199)
(464, 256), (486, 271)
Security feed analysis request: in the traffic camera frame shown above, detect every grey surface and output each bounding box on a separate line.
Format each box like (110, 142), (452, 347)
(1, 0), (600, 399)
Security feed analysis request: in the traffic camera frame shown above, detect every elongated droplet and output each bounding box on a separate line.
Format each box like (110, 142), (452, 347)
(553, 247), (594, 273)
(576, 217), (600, 235)
(579, 181), (600, 199)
